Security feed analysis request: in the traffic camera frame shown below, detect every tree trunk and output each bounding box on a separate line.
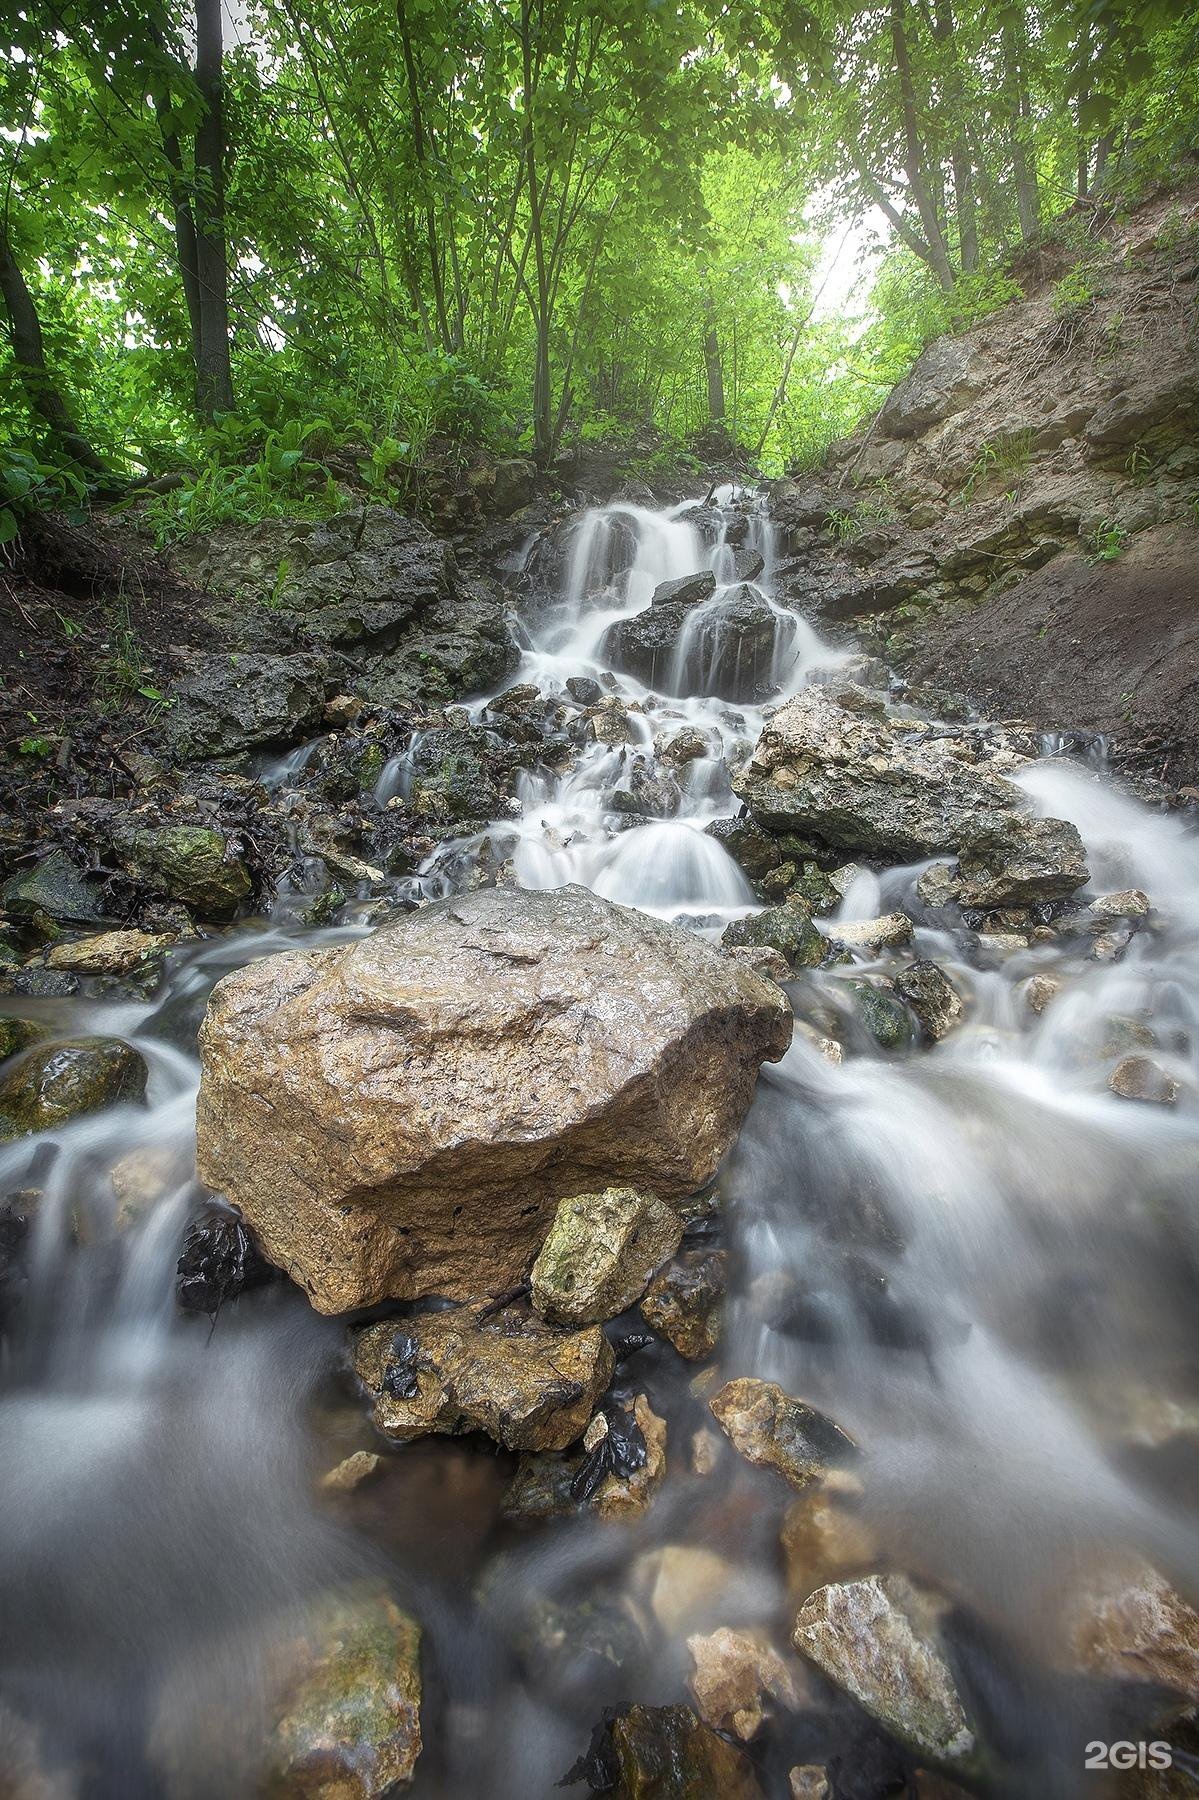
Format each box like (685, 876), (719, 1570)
(890, 0), (956, 289)
(702, 280), (725, 426)
(0, 223), (107, 472)
(193, 0), (234, 420)
(1003, 16), (1040, 241)
(519, 0), (553, 465)
(932, 0), (979, 274)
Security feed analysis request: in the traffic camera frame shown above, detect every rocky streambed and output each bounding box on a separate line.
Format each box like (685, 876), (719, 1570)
(0, 487), (1197, 1798)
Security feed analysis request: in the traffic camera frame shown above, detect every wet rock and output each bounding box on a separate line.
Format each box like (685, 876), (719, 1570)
(0, 1017), (43, 1062)
(607, 585), (780, 702)
(110, 1145), (186, 1226)
(563, 1703), (763, 1798)
(792, 1575), (980, 1771)
(728, 546), (765, 582)
(705, 815), (783, 880)
(0, 1038), (148, 1141)
(160, 652), (327, 761)
(722, 897), (825, 970)
(1, 850), (106, 928)
(946, 814), (1090, 907)
(893, 961), (965, 1040)
(633, 1545), (733, 1635)
(1058, 1556), (1199, 1711)
(196, 884), (790, 1312)
(789, 1768), (830, 1800)
(354, 1302), (614, 1453)
(504, 1394), (667, 1521)
(721, 944), (792, 984)
(640, 1248), (726, 1360)
(263, 1586), (421, 1797)
(401, 722), (521, 824)
(0, 966), (79, 998)
(830, 913), (914, 952)
(320, 1451), (383, 1494)
(843, 979), (917, 1052)
(176, 1206), (274, 1316)
(530, 1187), (683, 1326)
(687, 1626), (805, 1740)
(1110, 1055), (1178, 1105)
(690, 1428), (720, 1475)
(781, 1471), (878, 1603)
(479, 1562), (647, 1704)
(651, 571), (716, 609)
(735, 686), (1085, 883)
(709, 1379), (858, 1490)
(566, 676), (603, 706)
(658, 726), (709, 768)
(589, 696), (639, 745)
(45, 929), (172, 975)
(117, 825), (252, 920)
(490, 456), (537, 514)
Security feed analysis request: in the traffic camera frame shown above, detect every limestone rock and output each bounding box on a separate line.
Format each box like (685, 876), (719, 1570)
(948, 814), (1090, 907)
(1110, 1055), (1178, 1105)
(263, 1587), (421, 1797)
(792, 1575), (979, 1770)
(110, 1145), (186, 1226)
(876, 338), (985, 438)
(790, 1768), (830, 1799)
(0, 1038), (148, 1141)
(830, 913), (914, 952)
(722, 898), (825, 970)
(569, 1704), (763, 1799)
(894, 961), (965, 1040)
(117, 825), (252, 920)
(1060, 1557), (1199, 1707)
(843, 979), (917, 1052)
(46, 930), (172, 975)
(781, 1470), (878, 1602)
(320, 1452), (383, 1494)
(161, 652), (327, 761)
(687, 1626), (805, 1739)
(633, 1545), (734, 1635)
(641, 1248), (726, 1360)
(354, 1302), (614, 1453)
(530, 1187), (683, 1326)
(709, 1378), (857, 1491)
(196, 884), (790, 1313)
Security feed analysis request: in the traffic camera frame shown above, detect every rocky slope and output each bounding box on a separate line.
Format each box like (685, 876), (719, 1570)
(766, 182), (1199, 790)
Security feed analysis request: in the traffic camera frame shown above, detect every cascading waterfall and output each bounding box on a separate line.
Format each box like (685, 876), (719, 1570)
(2, 485), (1198, 1798)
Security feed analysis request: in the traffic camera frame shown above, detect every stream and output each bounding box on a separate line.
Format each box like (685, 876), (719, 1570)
(1, 490), (1197, 1797)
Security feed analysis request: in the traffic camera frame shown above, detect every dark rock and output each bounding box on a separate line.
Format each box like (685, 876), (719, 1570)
(566, 676), (603, 706)
(0, 966), (80, 999)
(0, 1038), (148, 1140)
(704, 816), (782, 881)
(160, 653), (327, 761)
(640, 1248), (726, 1360)
(0, 851), (107, 927)
(726, 546), (765, 583)
(843, 979), (917, 1052)
(722, 898), (825, 970)
(562, 1704), (763, 1798)
(176, 1206), (275, 1317)
(490, 457), (537, 514)
(0, 1017), (43, 1062)
(893, 961), (964, 1040)
(651, 571), (716, 609)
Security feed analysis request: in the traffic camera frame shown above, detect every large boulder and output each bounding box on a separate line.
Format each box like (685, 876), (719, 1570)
(196, 885), (791, 1313)
(605, 584), (782, 701)
(1, 850), (107, 927)
(116, 824), (253, 919)
(876, 338), (986, 439)
(734, 686), (1088, 889)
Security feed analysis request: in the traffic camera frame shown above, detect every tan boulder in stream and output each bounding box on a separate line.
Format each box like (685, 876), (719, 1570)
(196, 884), (791, 1313)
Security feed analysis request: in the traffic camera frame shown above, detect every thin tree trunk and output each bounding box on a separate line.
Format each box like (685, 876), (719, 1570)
(143, 23), (203, 369)
(1003, 16), (1039, 240)
(890, 0), (956, 288)
(932, 0), (978, 273)
(0, 223), (107, 472)
(193, 0), (234, 420)
(519, 0), (553, 464)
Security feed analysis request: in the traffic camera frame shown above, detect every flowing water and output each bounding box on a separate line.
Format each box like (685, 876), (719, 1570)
(2, 491), (1197, 1797)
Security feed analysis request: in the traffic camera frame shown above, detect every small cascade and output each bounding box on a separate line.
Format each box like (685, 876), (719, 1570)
(405, 487), (845, 925)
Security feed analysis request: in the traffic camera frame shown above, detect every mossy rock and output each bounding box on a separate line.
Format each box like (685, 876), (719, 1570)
(722, 898), (825, 970)
(0, 1017), (45, 1063)
(843, 979), (917, 1052)
(0, 1037), (148, 1140)
(0, 851), (107, 927)
(530, 1186), (683, 1326)
(119, 825), (252, 920)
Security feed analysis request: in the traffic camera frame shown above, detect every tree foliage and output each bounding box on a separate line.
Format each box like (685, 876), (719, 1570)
(0, 0), (1196, 508)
